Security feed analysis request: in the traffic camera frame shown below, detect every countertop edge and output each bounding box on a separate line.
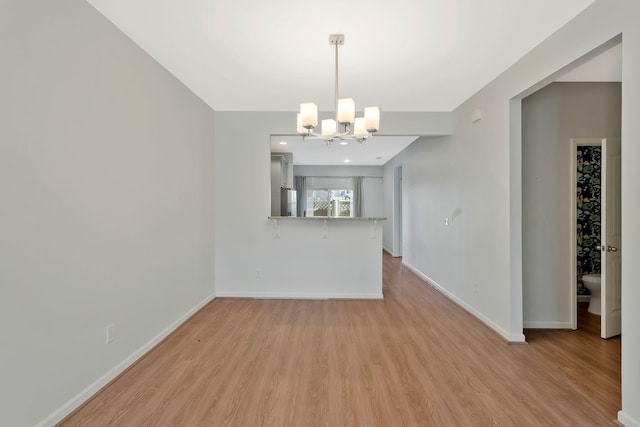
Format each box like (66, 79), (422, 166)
(268, 216), (387, 221)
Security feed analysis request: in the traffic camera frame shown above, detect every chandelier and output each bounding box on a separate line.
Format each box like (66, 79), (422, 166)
(296, 34), (380, 146)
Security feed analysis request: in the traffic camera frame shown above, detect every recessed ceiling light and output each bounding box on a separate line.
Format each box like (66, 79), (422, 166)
(344, 159), (350, 163)
(339, 141), (348, 145)
(279, 141), (288, 145)
(376, 157), (382, 160)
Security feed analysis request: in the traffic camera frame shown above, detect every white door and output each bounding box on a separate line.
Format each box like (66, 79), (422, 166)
(601, 137), (621, 339)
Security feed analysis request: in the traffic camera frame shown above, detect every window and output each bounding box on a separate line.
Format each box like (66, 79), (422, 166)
(308, 189), (353, 217)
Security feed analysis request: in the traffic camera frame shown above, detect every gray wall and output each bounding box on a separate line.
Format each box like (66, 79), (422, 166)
(522, 82), (621, 327)
(454, 1), (640, 419)
(212, 110), (451, 299)
(382, 132), (512, 337)
(0, 1), (215, 425)
(4, 0), (640, 425)
(380, 3), (640, 421)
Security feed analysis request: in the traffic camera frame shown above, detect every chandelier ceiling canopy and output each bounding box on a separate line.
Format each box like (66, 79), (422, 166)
(296, 34), (380, 146)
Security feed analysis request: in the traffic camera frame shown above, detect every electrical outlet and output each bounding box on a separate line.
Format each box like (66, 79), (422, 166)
(444, 217), (449, 226)
(106, 324), (115, 344)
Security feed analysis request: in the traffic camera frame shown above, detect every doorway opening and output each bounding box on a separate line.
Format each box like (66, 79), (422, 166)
(511, 33), (623, 421)
(519, 36), (621, 334)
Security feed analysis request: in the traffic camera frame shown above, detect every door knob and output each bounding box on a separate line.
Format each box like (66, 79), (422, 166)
(607, 245), (618, 252)
(596, 245), (603, 251)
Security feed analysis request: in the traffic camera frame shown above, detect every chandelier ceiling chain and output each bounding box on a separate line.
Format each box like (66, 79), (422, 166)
(296, 34), (380, 146)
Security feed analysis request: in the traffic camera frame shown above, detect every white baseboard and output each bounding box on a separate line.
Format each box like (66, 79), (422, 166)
(508, 332), (527, 343)
(523, 321), (573, 329)
(382, 246), (400, 257)
(36, 293), (216, 427)
(215, 291), (383, 300)
(619, 410), (640, 427)
(402, 261), (524, 343)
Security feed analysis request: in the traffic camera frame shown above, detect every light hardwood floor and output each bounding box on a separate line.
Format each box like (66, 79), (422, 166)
(59, 253), (621, 426)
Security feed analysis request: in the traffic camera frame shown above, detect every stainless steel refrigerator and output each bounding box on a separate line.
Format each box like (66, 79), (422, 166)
(280, 188), (297, 216)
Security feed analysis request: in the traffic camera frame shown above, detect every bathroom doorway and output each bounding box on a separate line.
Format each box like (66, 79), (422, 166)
(570, 138), (621, 338)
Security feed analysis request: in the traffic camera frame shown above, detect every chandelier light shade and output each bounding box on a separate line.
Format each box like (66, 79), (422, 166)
(299, 103), (318, 129)
(322, 119), (337, 136)
(337, 98), (355, 124)
(297, 34), (380, 146)
(353, 117), (368, 137)
(364, 106), (380, 132)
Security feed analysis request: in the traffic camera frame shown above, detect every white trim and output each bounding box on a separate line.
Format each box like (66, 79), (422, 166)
(36, 294), (217, 427)
(509, 97), (525, 343)
(523, 321), (574, 329)
(402, 261), (525, 343)
(508, 332), (527, 343)
(619, 410), (640, 427)
(215, 291), (383, 300)
(383, 246), (400, 258)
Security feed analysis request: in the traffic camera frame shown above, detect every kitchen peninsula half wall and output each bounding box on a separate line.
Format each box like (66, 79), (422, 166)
(249, 216), (386, 299)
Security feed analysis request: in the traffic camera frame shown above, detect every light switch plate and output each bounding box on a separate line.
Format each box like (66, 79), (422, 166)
(106, 324), (115, 344)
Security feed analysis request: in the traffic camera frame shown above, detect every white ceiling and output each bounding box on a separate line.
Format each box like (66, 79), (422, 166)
(86, 0), (603, 166)
(86, 0), (596, 112)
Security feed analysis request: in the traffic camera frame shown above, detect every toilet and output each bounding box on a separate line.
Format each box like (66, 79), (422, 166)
(582, 274), (601, 315)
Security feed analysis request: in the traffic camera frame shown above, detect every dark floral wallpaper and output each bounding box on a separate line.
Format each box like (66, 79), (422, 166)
(576, 146), (601, 282)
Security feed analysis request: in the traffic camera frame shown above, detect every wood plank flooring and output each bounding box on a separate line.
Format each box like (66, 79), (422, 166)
(59, 253), (621, 426)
